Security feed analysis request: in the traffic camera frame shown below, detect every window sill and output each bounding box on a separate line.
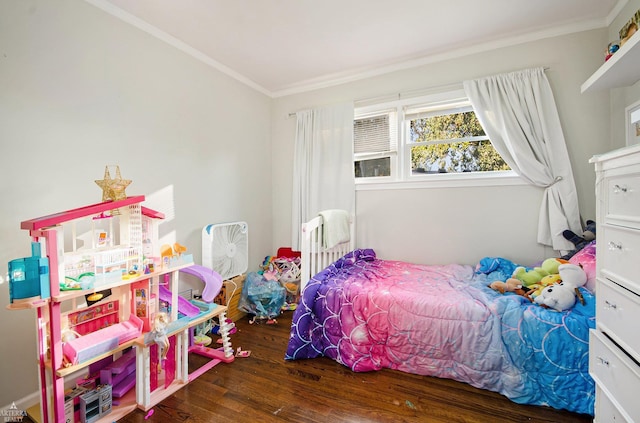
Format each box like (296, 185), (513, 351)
(355, 171), (526, 191)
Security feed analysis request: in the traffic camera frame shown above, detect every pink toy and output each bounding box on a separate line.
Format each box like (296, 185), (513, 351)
(63, 315), (143, 365)
(158, 285), (200, 317)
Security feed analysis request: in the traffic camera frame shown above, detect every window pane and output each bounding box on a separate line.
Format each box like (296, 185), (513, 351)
(355, 157), (390, 178)
(411, 141), (509, 174)
(410, 110), (485, 142)
(354, 114), (390, 154)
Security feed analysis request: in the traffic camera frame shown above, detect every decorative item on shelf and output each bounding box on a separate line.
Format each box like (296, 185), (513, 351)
(94, 165), (132, 206)
(619, 9), (640, 47)
(605, 41), (620, 61)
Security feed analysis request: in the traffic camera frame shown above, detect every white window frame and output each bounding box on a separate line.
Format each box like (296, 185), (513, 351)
(354, 89), (523, 190)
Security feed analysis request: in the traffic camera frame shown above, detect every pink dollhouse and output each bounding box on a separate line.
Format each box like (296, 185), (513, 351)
(7, 196), (234, 423)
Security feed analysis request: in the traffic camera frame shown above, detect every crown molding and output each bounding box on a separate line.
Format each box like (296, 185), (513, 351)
(84, 0), (271, 97)
(271, 18), (608, 97)
(85, 0), (611, 99)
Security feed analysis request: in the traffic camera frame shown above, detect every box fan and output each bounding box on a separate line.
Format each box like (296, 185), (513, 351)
(202, 221), (248, 280)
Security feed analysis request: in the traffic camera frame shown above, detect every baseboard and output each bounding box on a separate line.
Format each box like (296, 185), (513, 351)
(1, 390), (40, 419)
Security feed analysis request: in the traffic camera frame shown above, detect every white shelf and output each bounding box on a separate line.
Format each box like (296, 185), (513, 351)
(581, 32), (640, 93)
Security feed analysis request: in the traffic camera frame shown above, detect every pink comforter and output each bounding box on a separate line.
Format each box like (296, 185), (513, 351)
(288, 250), (516, 386)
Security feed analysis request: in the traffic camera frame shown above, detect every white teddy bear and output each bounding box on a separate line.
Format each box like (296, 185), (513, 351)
(534, 263), (587, 312)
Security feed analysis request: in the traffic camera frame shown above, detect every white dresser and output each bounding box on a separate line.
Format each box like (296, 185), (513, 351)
(589, 144), (640, 423)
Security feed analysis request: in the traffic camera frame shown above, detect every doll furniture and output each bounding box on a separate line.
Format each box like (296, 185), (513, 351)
(62, 314), (143, 365)
(7, 196), (234, 423)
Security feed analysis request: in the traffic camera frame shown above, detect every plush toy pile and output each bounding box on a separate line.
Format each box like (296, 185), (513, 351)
(487, 219), (595, 312)
(488, 259), (588, 312)
(489, 257), (567, 301)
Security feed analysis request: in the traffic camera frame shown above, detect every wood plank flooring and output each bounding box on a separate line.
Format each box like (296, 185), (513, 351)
(117, 312), (593, 423)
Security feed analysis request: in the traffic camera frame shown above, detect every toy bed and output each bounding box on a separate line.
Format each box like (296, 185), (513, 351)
(285, 217), (596, 415)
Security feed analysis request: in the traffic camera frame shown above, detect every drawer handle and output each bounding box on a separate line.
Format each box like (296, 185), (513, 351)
(613, 184), (628, 193)
(608, 241), (623, 251)
(604, 300), (618, 310)
(596, 356), (610, 366)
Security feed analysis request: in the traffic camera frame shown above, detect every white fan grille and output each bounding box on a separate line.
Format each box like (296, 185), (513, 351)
(202, 221), (248, 280)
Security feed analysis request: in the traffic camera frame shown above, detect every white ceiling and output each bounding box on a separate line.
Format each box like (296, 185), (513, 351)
(90, 0), (622, 97)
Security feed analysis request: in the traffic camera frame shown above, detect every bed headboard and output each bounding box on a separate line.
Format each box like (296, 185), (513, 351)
(300, 214), (355, 291)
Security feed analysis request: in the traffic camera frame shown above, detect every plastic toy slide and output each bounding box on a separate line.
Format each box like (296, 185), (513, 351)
(158, 285), (200, 317)
(179, 265), (223, 303)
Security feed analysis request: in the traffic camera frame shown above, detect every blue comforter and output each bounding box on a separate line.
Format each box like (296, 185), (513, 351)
(473, 272), (595, 413)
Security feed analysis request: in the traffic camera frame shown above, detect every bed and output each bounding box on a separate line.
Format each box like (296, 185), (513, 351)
(285, 216), (596, 416)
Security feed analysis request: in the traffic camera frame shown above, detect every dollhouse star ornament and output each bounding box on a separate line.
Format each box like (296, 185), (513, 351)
(95, 165), (131, 202)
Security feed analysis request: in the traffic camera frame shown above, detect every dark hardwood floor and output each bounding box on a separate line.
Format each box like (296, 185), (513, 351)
(117, 312), (593, 423)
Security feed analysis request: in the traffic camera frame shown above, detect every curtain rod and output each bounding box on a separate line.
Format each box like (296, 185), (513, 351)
(287, 66), (550, 118)
(286, 82), (459, 118)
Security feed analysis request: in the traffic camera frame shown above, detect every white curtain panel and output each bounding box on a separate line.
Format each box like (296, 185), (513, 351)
(291, 103), (355, 250)
(463, 67), (582, 251)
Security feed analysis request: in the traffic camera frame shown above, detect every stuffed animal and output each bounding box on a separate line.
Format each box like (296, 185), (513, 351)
(525, 273), (561, 301)
(534, 263), (587, 312)
(488, 279), (522, 294)
(561, 220), (596, 259)
(511, 257), (568, 287)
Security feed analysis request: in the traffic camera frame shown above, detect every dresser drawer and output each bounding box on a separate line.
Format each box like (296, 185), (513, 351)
(597, 278), (640, 363)
(595, 385), (629, 423)
(601, 224), (640, 294)
(590, 330), (640, 422)
(605, 173), (640, 229)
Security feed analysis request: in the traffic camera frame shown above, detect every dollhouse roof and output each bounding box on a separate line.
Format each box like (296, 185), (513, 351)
(141, 206), (164, 220)
(21, 196), (147, 231)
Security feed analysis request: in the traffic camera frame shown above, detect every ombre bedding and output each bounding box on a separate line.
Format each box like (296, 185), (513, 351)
(285, 249), (595, 415)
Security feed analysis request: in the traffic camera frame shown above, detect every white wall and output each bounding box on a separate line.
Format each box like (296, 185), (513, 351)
(0, 0), (272, 408)
(271, 29), (611, 266)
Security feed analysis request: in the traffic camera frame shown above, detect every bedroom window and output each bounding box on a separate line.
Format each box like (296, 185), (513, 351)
(354, 89), (515, 187)
(353, 110), (397, 179)
(405, 101), (509, 175)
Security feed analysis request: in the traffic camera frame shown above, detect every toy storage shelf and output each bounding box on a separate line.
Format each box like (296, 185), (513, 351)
(581, 31), (640, 92)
